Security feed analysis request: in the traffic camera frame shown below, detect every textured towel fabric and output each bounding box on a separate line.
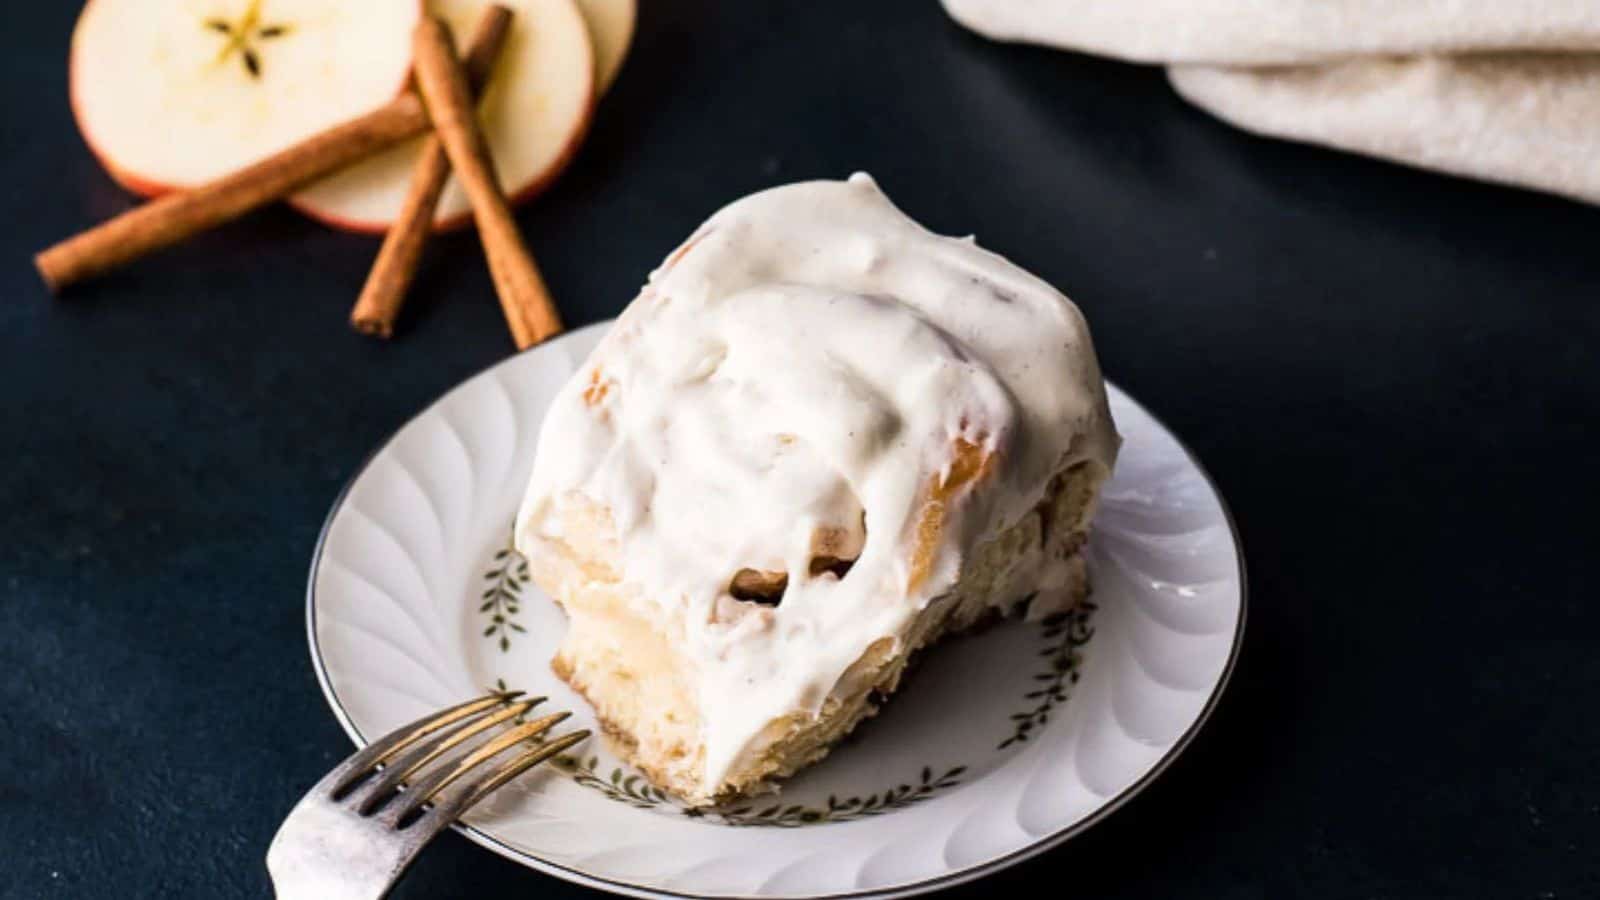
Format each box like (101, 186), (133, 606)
(942, 0), (1600, 64)
(942, 0), (1600, 205)
(1170, 55), (1600, 206)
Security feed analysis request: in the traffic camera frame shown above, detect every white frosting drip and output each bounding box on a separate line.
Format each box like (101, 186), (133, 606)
(516, 174), (1117, 794)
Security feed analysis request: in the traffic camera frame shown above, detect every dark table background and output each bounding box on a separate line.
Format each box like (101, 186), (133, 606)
(4, 1), (1597, 897)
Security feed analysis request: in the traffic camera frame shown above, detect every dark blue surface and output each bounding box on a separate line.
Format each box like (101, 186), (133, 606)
(3, 1), (1598, 897)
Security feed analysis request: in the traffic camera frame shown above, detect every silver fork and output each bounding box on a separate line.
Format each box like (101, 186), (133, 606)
(267, 692), (589, 899)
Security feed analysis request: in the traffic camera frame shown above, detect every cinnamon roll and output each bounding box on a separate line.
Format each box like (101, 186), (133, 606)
(515, 174), (1119, 803)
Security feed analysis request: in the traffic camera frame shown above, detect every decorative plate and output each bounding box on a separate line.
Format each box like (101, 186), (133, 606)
(306, 321), (1245, 899)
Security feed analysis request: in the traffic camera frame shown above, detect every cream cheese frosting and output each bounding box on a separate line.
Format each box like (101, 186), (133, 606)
(515, 174), (1117, 794)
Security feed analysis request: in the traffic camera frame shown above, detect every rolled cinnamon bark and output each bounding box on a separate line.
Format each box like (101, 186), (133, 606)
(350, 7), (514, 339)
(35, 6), (515, 294)
(411, 15), (563, 349)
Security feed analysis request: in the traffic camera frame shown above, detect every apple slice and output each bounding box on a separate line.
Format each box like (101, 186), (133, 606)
(575, 0), (636, 93)
(291, 0), (594, 234)
(71, 0), (421, 198)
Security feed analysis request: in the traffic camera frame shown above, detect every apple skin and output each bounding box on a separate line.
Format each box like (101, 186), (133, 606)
(72, 0), (600, 235)
(289, 0), (598, 236)
(67, 0), (425, 200)
(288, 97), (595, 236)
(67, 0), (172, 200)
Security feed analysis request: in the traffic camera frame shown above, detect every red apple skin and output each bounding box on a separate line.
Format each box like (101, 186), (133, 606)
(67, 0), (424, 201)
(67, 0), (172, 199)
(286, 95), (596, 236)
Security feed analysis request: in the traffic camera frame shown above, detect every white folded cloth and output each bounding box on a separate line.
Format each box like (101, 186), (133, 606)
(943, 0), (1600, 205)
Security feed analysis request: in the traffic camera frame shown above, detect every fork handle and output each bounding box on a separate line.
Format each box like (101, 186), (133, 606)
(266, 768), (457, 900)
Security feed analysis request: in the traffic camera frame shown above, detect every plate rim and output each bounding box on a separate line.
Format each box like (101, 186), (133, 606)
(303, 322), (1249, 900)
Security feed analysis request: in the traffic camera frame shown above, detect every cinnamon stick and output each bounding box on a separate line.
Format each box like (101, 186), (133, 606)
(35, 7), (514, 293)
(412, 15), (563, 350)
(351, 7), (514, 339)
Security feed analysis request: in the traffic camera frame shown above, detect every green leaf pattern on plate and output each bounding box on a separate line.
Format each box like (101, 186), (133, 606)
(480, 530), (530, 652)
(480, 528), (1094, 825)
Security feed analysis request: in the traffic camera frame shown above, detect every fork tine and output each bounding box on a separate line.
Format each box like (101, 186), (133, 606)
(331, 692), (519, 797)
(355, 699), (540, 814)
(393, 711), (571, 821)
(455, 729), (591, 812)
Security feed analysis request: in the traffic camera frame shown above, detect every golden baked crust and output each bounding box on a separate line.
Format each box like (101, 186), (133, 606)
(527, 457), (1108, 804)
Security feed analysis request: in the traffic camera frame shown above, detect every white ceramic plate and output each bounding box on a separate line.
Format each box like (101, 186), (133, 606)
(306, 321), (1245, 899)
